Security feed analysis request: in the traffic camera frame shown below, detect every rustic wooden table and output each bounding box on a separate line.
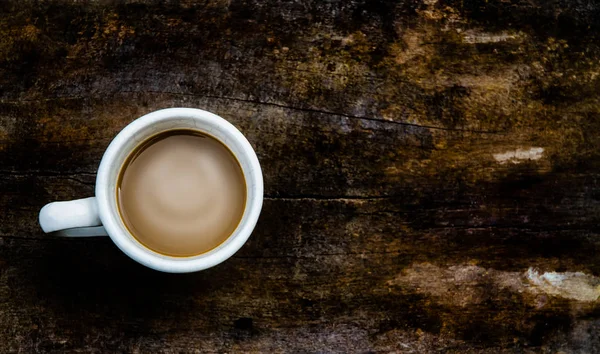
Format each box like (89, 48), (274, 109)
(2, 0), (600, 352)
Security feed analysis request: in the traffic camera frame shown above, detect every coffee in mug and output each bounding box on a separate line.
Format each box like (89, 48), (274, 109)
(118, 130), (247, 256)
(39, 108), (263, 273)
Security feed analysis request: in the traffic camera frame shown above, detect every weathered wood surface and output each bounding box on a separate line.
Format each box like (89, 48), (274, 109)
(2, 0), (600, 352)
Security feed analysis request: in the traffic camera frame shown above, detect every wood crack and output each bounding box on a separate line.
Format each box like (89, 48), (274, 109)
(142, 91), (505, 135)
(0, 170), (97, 177)
(264, 194), (398, 201)
(2, 92), (504, 135)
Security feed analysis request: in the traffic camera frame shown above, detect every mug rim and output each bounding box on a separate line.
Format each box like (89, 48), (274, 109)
(96, 108), (263, 272)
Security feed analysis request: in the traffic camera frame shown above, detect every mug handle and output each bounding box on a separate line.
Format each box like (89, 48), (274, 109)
(39, 197), (108, 237)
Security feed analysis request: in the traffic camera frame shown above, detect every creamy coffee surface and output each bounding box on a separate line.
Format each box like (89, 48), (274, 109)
(118, 131), (246, 256)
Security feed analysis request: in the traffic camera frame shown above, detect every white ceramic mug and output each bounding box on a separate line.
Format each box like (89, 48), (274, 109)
(39, 108), (263, 273)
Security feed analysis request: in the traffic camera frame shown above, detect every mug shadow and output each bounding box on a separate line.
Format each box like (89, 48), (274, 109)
(26, 236), (242, 331)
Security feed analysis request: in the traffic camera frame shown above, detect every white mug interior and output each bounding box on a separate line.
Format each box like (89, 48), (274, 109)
(96, 108), (263, 272)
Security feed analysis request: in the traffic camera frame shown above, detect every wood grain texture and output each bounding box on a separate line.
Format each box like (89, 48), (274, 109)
(2, 0), (600, 352)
